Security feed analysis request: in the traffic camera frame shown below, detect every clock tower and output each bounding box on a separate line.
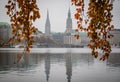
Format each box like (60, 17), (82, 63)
(64, 8), (73, 45)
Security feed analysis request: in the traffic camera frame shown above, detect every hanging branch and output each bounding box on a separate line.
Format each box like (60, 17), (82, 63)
(72, 0), (87, 40)
(5, 0), (40, 53)
(87, 0), (114, 61)
(71, 0), (114, 61)
(5, 0), (40, 63)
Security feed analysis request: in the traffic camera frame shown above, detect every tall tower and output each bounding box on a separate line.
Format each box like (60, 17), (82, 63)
(45, 10), (51, 36)
(64, 8), (72, 45)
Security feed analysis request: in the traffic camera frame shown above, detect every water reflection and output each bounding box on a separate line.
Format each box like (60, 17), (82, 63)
(65, 53), (72, 82)
(107, 53), (120, 67)
(45, 54), (50, 82)
(0, 53), (43, 73)
(0, 52), (120, 82)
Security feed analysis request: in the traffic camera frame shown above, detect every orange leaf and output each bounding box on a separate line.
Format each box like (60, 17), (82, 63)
(74, 13), (80, 20)
(75, 29), (79, 32)
(19, 45), (24, 48)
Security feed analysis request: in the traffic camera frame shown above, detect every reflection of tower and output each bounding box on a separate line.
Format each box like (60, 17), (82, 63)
(65, 53), (72, 82)
(45, 10), (51, 36)
(45, 54), (51, 82)
(64, 8), (72, 45)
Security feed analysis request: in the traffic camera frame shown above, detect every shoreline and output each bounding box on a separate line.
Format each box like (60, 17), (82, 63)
(0, 48), (120, 53)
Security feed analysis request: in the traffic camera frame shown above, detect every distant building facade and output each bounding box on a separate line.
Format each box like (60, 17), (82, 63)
(0, 22), (12, 47)
(109, 29), (120, 47)
(52, 32), (64, 44)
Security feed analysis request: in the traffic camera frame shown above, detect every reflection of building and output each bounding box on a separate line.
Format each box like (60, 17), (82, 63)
(71, 53), (94, 67)
(0, 52), (44, 71)
(45, 54), (51, 82)
(64, 8), (81, 47)
(109, 29), (120, 47)
(65, 53), (72, 82)
(107, 53), (120, 67)
(0, 22), (12, 47)
(0, 52), (15, 67)
(45, 10), (51, 37)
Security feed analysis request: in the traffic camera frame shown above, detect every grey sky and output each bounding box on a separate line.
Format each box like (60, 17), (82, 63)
(0, 0), (120, 32)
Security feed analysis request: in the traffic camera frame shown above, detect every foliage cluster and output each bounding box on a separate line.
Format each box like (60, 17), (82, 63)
(72, 0), (114, 61)
(6, 0), (40, 53)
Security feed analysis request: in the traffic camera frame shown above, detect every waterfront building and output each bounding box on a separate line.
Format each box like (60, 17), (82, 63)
(0, 22), (12, 47)
(109, 29), (120, 47)
(52, 32), (64, 44)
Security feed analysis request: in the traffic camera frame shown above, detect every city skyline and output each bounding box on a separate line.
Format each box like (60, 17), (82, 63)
(0, 0), (120, 32)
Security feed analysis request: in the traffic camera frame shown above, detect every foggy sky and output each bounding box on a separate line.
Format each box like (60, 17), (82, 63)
(0, 0), (120, 32)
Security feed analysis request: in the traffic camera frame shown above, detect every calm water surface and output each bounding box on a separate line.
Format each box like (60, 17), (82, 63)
(0, 51), (120, 82)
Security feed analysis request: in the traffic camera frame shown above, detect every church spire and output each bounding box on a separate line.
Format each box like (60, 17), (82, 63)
(68, 7), (71, 18)
(66, 7), (72, 29)
(47, 9), (49, 20)
(45, 9), (51, 36)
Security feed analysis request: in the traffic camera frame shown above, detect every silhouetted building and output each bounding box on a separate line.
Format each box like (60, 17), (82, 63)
(52, 32), (64, 44)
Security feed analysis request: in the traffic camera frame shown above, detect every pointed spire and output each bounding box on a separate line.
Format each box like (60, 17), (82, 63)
(68, 7), (71, 18)
(47, 9), (49, 20)
(45, 9), (51, 36)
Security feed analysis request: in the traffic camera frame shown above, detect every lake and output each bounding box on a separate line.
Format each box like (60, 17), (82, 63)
(0, 48), (120, 82)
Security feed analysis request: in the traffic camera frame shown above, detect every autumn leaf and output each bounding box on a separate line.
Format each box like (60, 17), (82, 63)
(75, 29), (79, 32)
(74, 13), (80, 20)
(19, 45), (24, 48)
(5, 0), (40, 54)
